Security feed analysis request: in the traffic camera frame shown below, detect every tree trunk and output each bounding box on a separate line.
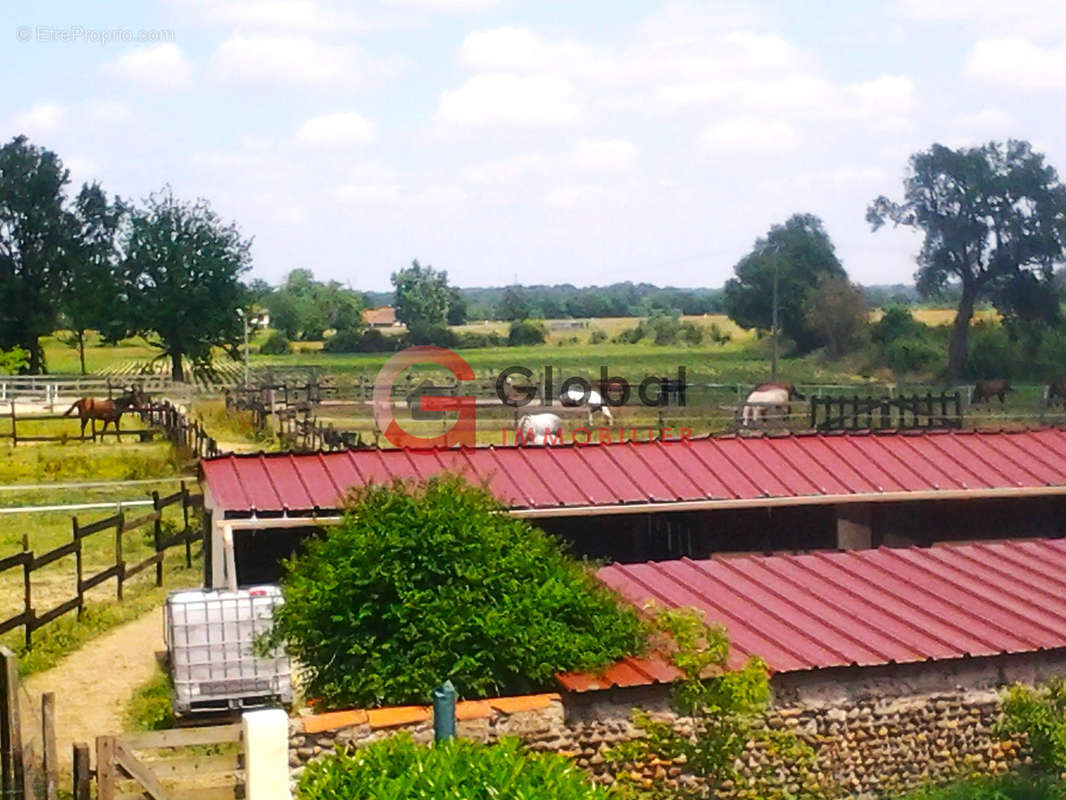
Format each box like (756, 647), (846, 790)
(78, 331), (86, 375)
(948, 284), (978, 380)
(26, 337), (42, 374)
(170, 351), (184, 382)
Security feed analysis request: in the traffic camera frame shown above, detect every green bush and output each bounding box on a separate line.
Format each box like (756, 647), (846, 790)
(611, 326), (643, 344)
(589, 327), (607, 344)
(708, 322), (732, 345)
(871, 306), (943, 374)
(455, 330), (505, 348)
(896, 773), (1066, 800)
(258, 330), (291, 355)
(407, 321), (458, 347)
(508, 319), (547, 346)
(323, 328), (396, 354)
(997, 678), (1066, 774)
(126, 666), (175, 731)
(297, 734), (611, 800)
(267, 475), (646, 708)
(680, 320), (704, 346)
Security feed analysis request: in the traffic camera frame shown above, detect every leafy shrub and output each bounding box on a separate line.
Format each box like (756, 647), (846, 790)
(882, 336), (942, 374)
(508, 319), (547, 346)
(267, 475), (647, 708)
(589, 327), (607, 344)
(323, 328), (396, 354)
(407, 321), (458, 347)
(708, 322), (732, 345)
(896, 773), (1066, 800)
(612, 326), (644, 344)
(997, 677), (1066, 774)
(871, 306), (943, 374)
(297, 734), (611, 800)
(0, 346), (28, 374)
(680, 320), (704, 346)
(964, 321), (1022, 379)
(258, 330), (291, 355)
(455, 330), (504, 348)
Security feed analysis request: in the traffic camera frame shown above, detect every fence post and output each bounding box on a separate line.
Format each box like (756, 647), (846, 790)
(0, 647), (24, 800)
(242, 709), (291, 800)
(42, 692), (56, 800)
(433, 681), (457, 742)
(22, 535), (31, 651)
(72, 743), (90, 800)
(115, 511), (124, 601)
(181, 481), (192, 568)
(73, 517), (84, 619)
(152, 491), (163, 587)
(10, 402), (16, 447)
(95, 736), (116, 800)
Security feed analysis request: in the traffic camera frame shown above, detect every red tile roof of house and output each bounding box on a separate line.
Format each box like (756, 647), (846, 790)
(201, 428), (1066, 516)
(362, 307), (397, 326)
(556, 538), (1066, 691)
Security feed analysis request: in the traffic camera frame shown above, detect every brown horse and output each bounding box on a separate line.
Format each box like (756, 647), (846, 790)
(64, 392), (141, 441)
(972, 379), (1011, 405)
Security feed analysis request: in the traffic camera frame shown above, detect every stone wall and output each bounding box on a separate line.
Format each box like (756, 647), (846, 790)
(289, 651), (1066, 798)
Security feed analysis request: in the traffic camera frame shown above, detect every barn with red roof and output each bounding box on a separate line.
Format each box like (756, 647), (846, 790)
(198, 428), (1066, 589)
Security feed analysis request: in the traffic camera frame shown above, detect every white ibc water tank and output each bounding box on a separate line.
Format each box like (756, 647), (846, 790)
(165, 585), (293, 715)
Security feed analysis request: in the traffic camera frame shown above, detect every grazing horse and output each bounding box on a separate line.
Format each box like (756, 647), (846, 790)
(742, 382), (805, 426)
(972, 379), (1011, 405)
(1048, 380), (1066, 407)
(64, 392), (141, 441)
(560, 386), (614, 426)
(516, 413), (563, 446)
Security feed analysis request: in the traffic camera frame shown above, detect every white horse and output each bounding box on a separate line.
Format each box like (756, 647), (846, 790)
(560, 386), (614, 426)
(742, 382), (804, 426)
(516, 413), (563, 446)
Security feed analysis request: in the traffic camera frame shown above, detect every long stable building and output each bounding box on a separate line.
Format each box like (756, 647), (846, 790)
(199, 428), (1066, 588)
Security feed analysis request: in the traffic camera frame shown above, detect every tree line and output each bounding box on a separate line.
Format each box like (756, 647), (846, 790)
(0, 136), (250, 378)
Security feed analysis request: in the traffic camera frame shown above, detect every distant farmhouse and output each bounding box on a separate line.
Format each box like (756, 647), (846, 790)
(362, 306), (399, 328)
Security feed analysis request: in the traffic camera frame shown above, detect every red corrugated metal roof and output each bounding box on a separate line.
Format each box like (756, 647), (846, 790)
(555, 539), (1066, 691)
(201, 428), (1066, 515)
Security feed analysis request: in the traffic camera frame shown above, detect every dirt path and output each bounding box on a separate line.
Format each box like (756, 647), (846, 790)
(18, 606), (164, 767)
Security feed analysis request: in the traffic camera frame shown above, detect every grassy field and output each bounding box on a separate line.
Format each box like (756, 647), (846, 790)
(0, 436), (197, 673)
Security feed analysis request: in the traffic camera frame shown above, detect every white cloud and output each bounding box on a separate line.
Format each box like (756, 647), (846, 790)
(12, 103), (63, 137)
(85, 100), (133, 125)
(214, 33), (396, 87)
(702, 117), (799, 154)
(438, 73), (582, 126)
(959, 107), (1017, 131)
(965, 38), (1066, 89)
(570, 138), (638, 171)
(894, 0), (1066, 37)
(104, 43), (191, 89)
(388, 0), (499, 9)
(297, 112), (375, 147)
(192, 0), (367, 32)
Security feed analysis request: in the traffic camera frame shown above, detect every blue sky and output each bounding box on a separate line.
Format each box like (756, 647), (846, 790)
(4, 0), (1065, 290)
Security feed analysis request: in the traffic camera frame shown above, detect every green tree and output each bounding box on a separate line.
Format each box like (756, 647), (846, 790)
(122, 187), (251, 381)
(500, 286), (532, 321)
(0, 347), (27, 374)
(0, 136), (80, 373)
(805, 275), (868, 358)
(266, 475), (647, 708)
(723, 213), (846, 353)
(391, 260), (451, 329)
(868, 140), (1066, 378)
(446, 286), (468, 325)
(61, 183), (128, 373)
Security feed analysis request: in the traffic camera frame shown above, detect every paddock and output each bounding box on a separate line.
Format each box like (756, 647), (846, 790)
(199, 428), (1066, 588)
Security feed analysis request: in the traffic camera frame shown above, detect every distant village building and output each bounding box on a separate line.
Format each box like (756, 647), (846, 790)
(362, 307), (399, 328)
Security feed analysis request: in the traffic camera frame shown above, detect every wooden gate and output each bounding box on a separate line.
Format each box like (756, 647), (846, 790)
(810, 392), (963, 432)
(95, 724), (244, 800)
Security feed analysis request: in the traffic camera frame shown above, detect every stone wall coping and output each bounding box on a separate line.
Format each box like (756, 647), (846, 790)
(300, 693), (562, 734)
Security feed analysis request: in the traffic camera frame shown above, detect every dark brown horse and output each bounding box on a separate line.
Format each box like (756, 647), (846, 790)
(972, 379), (1011, 405)
(1048, 380), (1066, 407)
(64, 392), (142, 441)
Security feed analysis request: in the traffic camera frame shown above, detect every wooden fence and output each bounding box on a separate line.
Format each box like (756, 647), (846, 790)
(139, 402), (221, 459)
(0, 375), (177, 406)
(810, 392), (964, 432)
(95, 724), (244, 800)
(0, 485), (203, 650)
(0, 402), (163, 446)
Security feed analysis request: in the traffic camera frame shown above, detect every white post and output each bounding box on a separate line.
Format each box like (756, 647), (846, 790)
(242, 709), (291, 800)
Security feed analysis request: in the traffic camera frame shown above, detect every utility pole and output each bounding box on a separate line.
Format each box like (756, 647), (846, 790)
(771, 256), (779, 382)
(238, 309), (250, 388)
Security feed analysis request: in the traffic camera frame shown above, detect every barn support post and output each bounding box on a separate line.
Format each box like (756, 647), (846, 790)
(835, 503), (872, 550)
